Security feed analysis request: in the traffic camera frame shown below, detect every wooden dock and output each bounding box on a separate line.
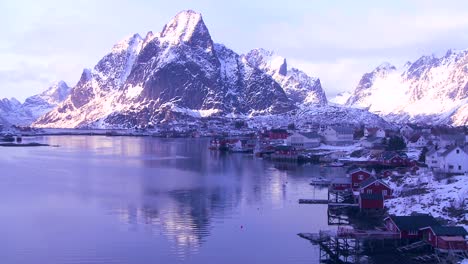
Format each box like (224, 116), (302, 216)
(299, 199), (329, 204)
(299, 199), (359, 207)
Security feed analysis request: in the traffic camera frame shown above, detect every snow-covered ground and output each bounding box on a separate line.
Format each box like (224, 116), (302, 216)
(385, 169), (468, 228)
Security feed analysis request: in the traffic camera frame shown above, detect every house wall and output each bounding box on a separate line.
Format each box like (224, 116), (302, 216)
(385, 219), (399, 233)
(359, 198), (384, 209)
(437, 237), (468, 250)
(426, 153), (439, 169)
(421, 229), (437, 248)
(439, 147), (468, 173)
(332, 183), (352, 191)
(351, 171), (371, 189)
(360, 182), (392, 198)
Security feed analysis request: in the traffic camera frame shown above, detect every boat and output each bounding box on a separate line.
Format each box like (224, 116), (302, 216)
(328, 161), (345, 167)
(310, 177), (332, 185)
(1, 134), (15, 142)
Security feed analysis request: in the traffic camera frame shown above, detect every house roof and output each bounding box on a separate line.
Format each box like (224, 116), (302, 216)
(425, 147), (438, 156)
(359, 177), (390, 189)
(331, 126), (354, 135)
(360, 193), (383, 200)
(270, 129), (288, 133)
(440, 145), (466, 157)
(366, 128), (382, 134)
(275, 145), (296, 151)
(348, 168), (372, 175)
(382, 151), (407, 160)
(421, 226), (468, 236)
(299, 132), (320, 139)
(439, 134), (465, 141)
(388, 215), (440, 232)
(409, 134), (423, 143)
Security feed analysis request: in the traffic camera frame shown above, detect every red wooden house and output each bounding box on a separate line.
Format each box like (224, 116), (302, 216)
(359, 193), (384, 211)
(330, 177), (352, 191)
(349, 168), (372, 190)
(271, 145), (299, 160)
(268, 129), (289, 140)
(384, 215), (440, 240)
(359, 177), (392, 199)
(419, 226), (468, 252)
(380, 152), (409, 167)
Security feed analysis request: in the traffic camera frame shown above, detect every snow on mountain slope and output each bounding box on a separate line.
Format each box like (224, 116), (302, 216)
(244, 48), (327, 105)
(346, 51), (468, 126)
(329, 91), (352, 105)
(0, 81), (70, 126)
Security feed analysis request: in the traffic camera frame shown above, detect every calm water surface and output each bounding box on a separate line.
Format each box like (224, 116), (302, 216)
(0, 136), (345, 264)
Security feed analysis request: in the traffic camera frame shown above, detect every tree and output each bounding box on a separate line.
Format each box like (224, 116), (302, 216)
(418, 147), (428, 162)
(234, 121), (245, 129)
(386, 136), (406, 151)
(288, 123), (296, 130)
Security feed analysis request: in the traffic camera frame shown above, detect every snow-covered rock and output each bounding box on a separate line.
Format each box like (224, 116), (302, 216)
(0, 81), (70, 126)
(385, 170), (468, 227)
(346, 51), (468, 126)
(244, 48), (327, 105)
(329, 91), (352, 105)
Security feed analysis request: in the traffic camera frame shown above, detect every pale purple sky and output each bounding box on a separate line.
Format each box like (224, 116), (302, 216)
(2, 0), (468, 101)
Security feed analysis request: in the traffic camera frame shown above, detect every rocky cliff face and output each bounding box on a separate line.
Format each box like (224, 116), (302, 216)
(244, 48), (327, 105)
(346, 51), (468, 126)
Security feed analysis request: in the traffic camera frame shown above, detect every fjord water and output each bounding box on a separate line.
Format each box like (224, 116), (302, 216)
(0, 136), (342, 264)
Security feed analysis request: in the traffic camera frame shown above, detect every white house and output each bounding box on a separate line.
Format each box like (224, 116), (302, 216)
(425, 147), (441, 170)
(434, 146), (468, 174)
(406, 134), (427, 148)
(399, 124), (415, 136)
(364, 127), (386, 138)
(320, 126), (354, 145)
(285, 132), (321, 149)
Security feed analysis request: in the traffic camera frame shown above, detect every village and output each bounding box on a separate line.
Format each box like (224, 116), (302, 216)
(204, 122), (468, 264)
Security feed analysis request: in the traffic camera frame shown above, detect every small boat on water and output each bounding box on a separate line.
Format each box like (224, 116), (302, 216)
(1, 134), (15, 142)
(310, 177), (331, 185)
(328, 161), (344, 167)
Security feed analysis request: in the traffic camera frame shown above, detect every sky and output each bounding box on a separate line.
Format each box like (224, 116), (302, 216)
(1, 0), (468, 101)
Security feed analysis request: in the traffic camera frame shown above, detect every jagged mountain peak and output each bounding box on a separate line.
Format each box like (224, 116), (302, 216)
(347, 49), (468, 126)
(159, 10), (211, 47)
(111, 33), (143, 54)
(41, 81), (70, 101)
(244, 48), (287, 76)
(375, 62), (396, 72)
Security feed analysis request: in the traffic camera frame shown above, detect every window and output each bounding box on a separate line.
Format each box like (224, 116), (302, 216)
(409, 230), (418, 235)
(367, 189), (372, 194)
(376, 182), (380, 186)
(358, 175), (363, 180)
(383, 190), (388, 195)
(456, 149), (460, 154)
(459, 165), (462, 170)
(354, 183), (359, 187)
(449, 165), (454, 169)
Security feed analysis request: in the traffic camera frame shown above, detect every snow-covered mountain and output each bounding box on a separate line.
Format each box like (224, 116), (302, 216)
(329, 91), (352, 105)
(0, 81), (71, 126)
(346, 51), (468, 126)
(33, 10), (334, 128)
(243, 48), (327, 105)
